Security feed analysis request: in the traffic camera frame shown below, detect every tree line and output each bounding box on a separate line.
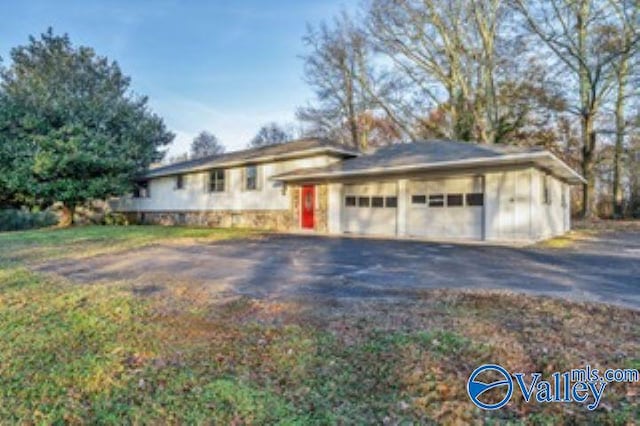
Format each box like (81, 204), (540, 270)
(1, 0), (638, 223)
(297, 0), (640, 219)
(171, 122), (294, 163)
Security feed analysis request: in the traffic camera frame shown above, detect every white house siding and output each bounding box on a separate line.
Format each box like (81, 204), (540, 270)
(563, 184), (571, 233)
(327, 183), (343, 234)
(483, 167), (571, 242)
(530, 168), (569, 239)
(115, 154), (340, 213)
(484, 168), (534, 241)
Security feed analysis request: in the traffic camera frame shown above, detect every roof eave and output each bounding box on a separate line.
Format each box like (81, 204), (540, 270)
(273, 152), (586, 185)
(142, 146), (359, 179)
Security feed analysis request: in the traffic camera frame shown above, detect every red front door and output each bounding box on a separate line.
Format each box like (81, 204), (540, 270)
(301, 185), (315, 229)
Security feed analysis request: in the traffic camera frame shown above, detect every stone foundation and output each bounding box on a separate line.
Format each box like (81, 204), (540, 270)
(122, 185), (329, 233)
(127, 210), (294, 231)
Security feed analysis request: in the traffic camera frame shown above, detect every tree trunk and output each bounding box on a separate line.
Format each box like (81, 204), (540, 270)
(582, 124), (597, 219)
(576, 0), (597, 220)
(59, 204), (75, 227)
(613, 105), (625, 218)
(612, 44), (629, 218)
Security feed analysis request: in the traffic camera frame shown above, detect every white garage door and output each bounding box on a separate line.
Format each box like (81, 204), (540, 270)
(343, 182), (397, 236)
(407, 177), (484, 240)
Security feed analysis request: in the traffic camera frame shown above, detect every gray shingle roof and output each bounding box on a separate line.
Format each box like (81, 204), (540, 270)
(272, 139), (584, 184)
(142, 137), (358, 179)
(273, 139), (542, 178)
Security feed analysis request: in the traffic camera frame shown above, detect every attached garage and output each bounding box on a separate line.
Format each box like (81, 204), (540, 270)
(274, 140), (585, 243)
(343, 182), (398, 236)
(341, 177), (484, 240)
(407, 176), (484, 240)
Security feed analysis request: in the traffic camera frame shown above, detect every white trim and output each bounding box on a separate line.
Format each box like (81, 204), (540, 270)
(542, 151), (586, 184)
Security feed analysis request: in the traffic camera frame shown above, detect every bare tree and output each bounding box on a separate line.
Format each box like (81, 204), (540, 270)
(609, 0), (640, 216)
(297, 13), (368, 149)
(513, 0), (640, 218)
(248, 122), (292, 148)
(367, 0), (535, 144)
(190, 131), (224, 159)
(629, 115), (640, 216)
(297, 12), (407, 150)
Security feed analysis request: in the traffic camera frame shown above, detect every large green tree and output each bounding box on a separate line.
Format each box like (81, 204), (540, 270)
(0, 29), (174, 223)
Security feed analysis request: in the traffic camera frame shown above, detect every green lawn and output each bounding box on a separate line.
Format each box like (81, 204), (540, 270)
(0, 225), (258, 263)
(0, 226), (638, 424)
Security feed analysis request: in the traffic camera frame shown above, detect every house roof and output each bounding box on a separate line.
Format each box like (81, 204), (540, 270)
(142, 137), (359, 179)
(272, 139), (585, 184)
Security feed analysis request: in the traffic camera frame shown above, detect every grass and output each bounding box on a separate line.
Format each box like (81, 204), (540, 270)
(537, 219), (640, 249)
(0, 225), (638, 424)
(536, 230), (591, 249)
(0, 225), (258, 263)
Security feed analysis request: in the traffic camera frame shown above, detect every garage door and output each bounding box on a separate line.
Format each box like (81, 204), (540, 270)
(407, 177), (484, 240)
(343, 182), (397, 235)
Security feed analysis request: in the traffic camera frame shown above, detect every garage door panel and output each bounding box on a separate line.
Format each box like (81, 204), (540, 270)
(408, 177), (484, 240)
(343, 183), (397, 236)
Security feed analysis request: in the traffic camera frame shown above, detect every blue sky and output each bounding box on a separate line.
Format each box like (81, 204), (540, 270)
(0, 0), (355, 157)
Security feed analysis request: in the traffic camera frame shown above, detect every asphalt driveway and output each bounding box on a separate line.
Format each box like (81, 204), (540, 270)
(39, 230), (640, 310)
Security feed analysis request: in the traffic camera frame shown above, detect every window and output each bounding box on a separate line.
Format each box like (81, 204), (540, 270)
(385, 196), (398, 208)
(466, 193), (484, 206)
(209, 169), (225, 192)
(345, 196), (356, 207)
(411, 195), (427, 204)
(245, 165), (258, 190)
(358, 196), (370, 207)
(371, 196), (384, 208)
(133, 181), (150, 198)
(175, 174), (184, 190)
(428, 194), (444, 207)
(447, 194), (463, 207)
(542, 175), (551, 204)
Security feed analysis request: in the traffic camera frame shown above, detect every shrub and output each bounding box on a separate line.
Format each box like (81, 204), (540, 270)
(0, 209), (59, 232)
(102, 212), (130, 226)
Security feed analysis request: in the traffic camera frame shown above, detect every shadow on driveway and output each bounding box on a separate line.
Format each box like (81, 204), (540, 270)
(36, 231), (640, 310)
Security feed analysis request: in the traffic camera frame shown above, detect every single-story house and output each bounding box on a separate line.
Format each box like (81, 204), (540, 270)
(113, 138), (585, 242)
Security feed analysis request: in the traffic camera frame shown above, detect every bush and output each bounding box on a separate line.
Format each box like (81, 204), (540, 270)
(0, 209), (59, 232)
(102, 212), (130, 226)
